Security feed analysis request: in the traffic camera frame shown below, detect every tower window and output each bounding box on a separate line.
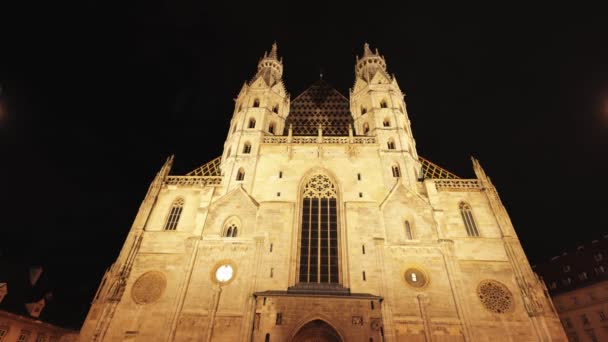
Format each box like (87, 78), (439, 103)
(248, 118), (256, 129)
(163, 198), (184, 231)
(362, 245), (366, 254)
(380, 99), (388, 108)
(275, 313), (282, 325)
(272, 105), (279, 113)
(224, 222), (238, 237)
(363, 122), (370, 134)
(361, 106), (367, 115)
(243, 142), (252, 154)
(269, 122), (276, 134)
(265, 333), (270, 342)
(383, 118), (391, 127)
(391, 165), (401, 178)
(253, 99), (260, 107)
(363, 271), (366, 281)
(298, 174), (340, 284)
(387, 139), (396, 150)
(226, 147), (232, 159)
(357, 173), (361, 181)
(459, 202), (479, 237)
(231, 124), (237, 134)
(279, 171), (283, 178)
(405, 221), (413, 240)
(236, 168), (245, 181)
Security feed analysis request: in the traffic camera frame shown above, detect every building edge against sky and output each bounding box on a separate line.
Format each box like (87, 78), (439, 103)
(78, 43), (567, 341)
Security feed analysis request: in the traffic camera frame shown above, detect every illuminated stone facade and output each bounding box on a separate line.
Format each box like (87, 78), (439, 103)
(79, 44), (567, 341)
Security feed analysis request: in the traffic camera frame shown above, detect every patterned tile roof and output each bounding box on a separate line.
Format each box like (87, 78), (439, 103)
(285, 80), (353, 136)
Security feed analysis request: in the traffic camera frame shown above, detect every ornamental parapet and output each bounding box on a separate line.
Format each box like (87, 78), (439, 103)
(434, 179), (482, 192)
(164, 176), (222, 187)
(262, 136), (377, 145)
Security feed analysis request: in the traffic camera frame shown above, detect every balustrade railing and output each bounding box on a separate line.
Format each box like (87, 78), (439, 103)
(165, 176), (222, 187)
(434, 179), (482, 191)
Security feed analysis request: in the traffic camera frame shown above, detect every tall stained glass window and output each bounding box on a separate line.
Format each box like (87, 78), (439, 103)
(298, 174), (339, 284)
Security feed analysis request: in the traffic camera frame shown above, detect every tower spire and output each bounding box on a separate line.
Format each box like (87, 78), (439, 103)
(355, 43), (388, 82)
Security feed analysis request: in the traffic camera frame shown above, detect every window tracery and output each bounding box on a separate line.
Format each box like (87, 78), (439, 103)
(459, 202), (479, 237)
(163, 198), (184, 231)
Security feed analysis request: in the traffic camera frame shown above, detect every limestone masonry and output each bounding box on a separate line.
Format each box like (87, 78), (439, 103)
(79, 43), (567, 341)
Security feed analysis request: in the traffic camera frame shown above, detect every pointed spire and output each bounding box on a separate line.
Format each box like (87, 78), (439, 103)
(363, 42), (373, 57)
(269, 41), (278, 59)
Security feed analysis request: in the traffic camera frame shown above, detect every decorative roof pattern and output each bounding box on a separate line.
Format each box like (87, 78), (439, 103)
(285, 80), (353, 136)
(186, 156), (221, 176)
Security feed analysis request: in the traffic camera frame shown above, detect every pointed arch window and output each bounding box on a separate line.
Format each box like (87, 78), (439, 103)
(272, 105), (279, 114)
(361, 106), (367, 115)
(405, 220), (413, 240)
(236, 168), (245, 181)
(363, 122), (370, 135)
(459, 202), (479, 237)
(380, 99), (388, 108)
(224, 221), (239, 237)
(383, 118), (391, 127)
(248, 118), (256, 129)
(253, 99), (260, 107)
(269, 122), (276, 134)
(392, 164), (401, 178)
(387, 138), (396, 150)
(243, 142), (252, 154)
(163, 198), (184, 231)
(298, 174), (340, 284)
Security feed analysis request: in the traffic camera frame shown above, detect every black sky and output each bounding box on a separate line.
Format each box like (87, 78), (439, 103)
(1, 2), (607, 329)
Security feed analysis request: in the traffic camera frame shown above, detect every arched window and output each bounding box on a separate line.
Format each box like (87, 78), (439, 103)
(265, 334), (270, 342)
(391, 165), (401, 178)
(243, 142), (251, 154)
(253, 99), (260, 107)
(269, 122), (276, 134)
(248, 118), (256, 128)
(163, 198), (184, 231)
(272, 105), (279, 113)
(236, 168), (245, 181)
(387, 138), (396, 150)
(298, 174), (340, 284)
(363, 122), (370, 134)
(383, 118), (391, 127)
(405, 221), (413, 240)
(361, 106), (367, 115)
(459, 202), (479, 237)
(380, 99), (388, 108)
(223, 218), (240, 237)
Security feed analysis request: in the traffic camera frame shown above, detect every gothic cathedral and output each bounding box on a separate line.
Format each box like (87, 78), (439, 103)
(79, 44), (567, 341)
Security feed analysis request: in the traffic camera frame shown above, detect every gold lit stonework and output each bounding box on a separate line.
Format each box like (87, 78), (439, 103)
(79, 43), (568, 342)
(131, 271), (166, 305)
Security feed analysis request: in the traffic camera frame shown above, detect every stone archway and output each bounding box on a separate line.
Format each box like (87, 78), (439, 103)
(292, 319), (342, 342)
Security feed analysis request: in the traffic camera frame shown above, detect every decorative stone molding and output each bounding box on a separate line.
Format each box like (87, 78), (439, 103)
(477, 279), (514, 314)
(131, 271), (167, 304)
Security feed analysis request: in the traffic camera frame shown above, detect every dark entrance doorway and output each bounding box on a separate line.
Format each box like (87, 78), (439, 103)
(292, 319), (342, 342)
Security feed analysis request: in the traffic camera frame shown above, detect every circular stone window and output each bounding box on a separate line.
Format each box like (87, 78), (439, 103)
(477, 280), (513, 313)
(211, 260), (237, 285)
(404, 268), (428, 288)
(131, 271), (167, 304)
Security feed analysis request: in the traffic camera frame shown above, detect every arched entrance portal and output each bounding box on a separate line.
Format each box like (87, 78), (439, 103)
(292, 319), (342, 342)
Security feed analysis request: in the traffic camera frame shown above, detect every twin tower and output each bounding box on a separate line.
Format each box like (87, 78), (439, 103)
(221, 43), (421, 192)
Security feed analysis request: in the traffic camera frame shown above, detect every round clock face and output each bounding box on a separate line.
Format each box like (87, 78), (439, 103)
(215, 265), (234, 283)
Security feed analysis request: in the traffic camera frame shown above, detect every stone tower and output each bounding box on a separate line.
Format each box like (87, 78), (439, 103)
(79, 44), (567, 341)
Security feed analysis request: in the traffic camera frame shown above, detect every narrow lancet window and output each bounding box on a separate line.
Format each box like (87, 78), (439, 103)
(387, 138), (396, 150)
(392, 165), (401, 178)
(380, 99), (388, 108)
(459, 202), (479, 237)
(383, 118), (391, 127)
(405, 221), (413, 240)
(248, 118), (256, 128)
(253, 99), (260, 107)
(269, 122), (276, 134)
(298, 174), (340, 284)
(236, 168), (245, 181)
(163, 198), (184, 231)
(243, 142), (252, 154)
(363, 122), (370, 135)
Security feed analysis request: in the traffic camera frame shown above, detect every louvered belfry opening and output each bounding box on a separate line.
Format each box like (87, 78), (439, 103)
(285, 80), (353, 136)
(298, 174), (340, 285)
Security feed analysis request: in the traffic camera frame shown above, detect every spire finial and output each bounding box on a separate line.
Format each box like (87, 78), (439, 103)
(269, 41), (278, 59)
(363, 42), (373, 56)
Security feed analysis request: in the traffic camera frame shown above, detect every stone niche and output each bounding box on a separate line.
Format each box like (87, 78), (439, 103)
(251, 294), (384, 341)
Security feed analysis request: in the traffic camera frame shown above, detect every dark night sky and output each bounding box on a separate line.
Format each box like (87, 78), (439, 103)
(1, 2), (607, 329)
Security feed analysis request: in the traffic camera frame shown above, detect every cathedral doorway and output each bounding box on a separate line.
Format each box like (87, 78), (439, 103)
(292, 319), (342, 342)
